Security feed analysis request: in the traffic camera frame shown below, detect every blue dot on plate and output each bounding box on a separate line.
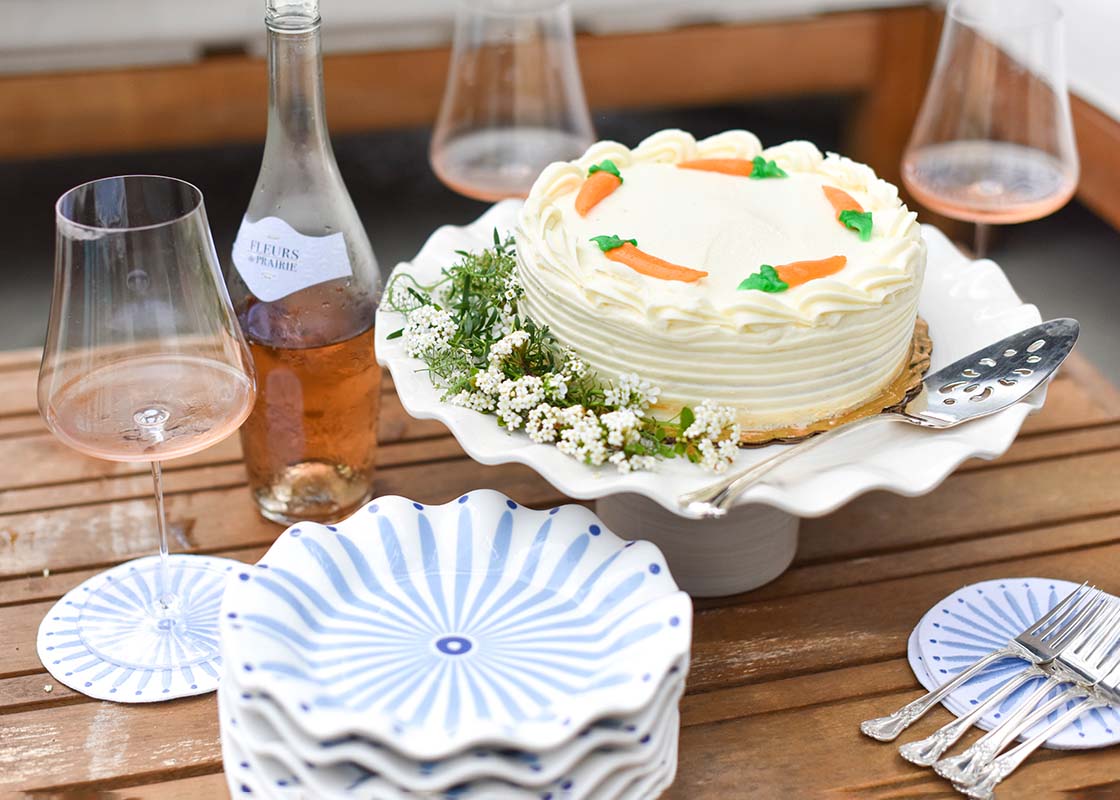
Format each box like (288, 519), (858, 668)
(238, 573), (249, 581)
(228, 612), (238, 619)
(458, 495), (469, 504)
(326, 525), (337, 532)
(506, 500), (517, 509)
(549, 507), (559, 515)
(368, 504), (379, 513)
(589, 525), (601, 536)
(190, 684), (197, 690)
(244, 664), (253, 672)
(561, 781), (573, 790)
(413, 502), (424, 510)
(241, 784), (252, 794)
(670, 616), (680, 626)
(290, 528), (301, 537)
(649, 564), (661, 574)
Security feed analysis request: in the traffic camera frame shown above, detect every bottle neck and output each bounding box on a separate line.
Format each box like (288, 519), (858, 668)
(265, 15), (330, 154)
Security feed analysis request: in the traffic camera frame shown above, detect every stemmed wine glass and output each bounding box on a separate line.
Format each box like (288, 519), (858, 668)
(430, 0), (595, 201)
(37, 176), (256, 695)
(901, 0), (1079, 256)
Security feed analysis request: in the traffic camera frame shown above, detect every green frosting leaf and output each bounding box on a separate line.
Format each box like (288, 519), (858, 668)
(387, 328), (404, 340)
(750, 156), (789, 179)
(588, 159), (623, 182)
(839, 209), (873, 241)
(590, 234), (637, 252)
(679, 406), (696, 433)
(737, 264), (789, 293)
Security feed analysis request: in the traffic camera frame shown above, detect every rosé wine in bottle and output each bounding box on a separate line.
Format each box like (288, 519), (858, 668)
(228, 0), (382, 525)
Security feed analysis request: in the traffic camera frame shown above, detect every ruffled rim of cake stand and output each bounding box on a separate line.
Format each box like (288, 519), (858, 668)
(375, 199), (1044, 519)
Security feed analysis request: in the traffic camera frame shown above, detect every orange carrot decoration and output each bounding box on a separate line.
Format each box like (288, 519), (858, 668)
(774, 255), (847, 288)
(822, 186), (874, 240)
(590, 235), (708, 283)
(678, 156), (788, 179)
(574, 160), (623, 216)
(678, 158), (755, 177)
(822, 185), (863, 215)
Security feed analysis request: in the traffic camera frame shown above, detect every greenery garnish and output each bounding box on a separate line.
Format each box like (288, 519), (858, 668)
(750, 156), (789, 179)
(737, 265), (789, 293)
(590, 234), (638, 252)
(384, 233), (742, 473)
(588, 160), (623, 181)
(839, 209), (873, 241)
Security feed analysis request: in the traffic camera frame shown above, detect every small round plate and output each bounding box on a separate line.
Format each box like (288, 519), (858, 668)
(37, 553), (242, 702)
(910, 578), (1120, 749)
(375, 201), (1045, 519)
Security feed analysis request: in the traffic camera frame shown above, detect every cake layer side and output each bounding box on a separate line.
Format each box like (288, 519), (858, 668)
(518, 243), (922, 429)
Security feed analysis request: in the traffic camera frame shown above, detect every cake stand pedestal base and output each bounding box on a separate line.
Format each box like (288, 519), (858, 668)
(594, 493), (799, 597)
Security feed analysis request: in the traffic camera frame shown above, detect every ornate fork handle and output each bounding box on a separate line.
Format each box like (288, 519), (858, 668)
(961, 696), (1099, 800)
(681, 414), (910, 517)
(860, 648), (1020, 741)
(898, 663), (1046, 765)
(935, 679), (1075, 784)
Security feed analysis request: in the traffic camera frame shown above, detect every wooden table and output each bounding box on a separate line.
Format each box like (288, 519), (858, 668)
(3, 346), (1120, 798)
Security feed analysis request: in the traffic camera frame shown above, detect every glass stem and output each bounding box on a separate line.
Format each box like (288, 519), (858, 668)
(974, 222), (991, 259)
(150, 460), (178, 614)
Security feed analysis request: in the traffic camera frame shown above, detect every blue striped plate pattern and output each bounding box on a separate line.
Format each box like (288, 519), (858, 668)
(219, 490), (692, 761)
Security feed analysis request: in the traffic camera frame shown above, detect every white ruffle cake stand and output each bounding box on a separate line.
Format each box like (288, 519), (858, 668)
(375, 200), (1045, 597)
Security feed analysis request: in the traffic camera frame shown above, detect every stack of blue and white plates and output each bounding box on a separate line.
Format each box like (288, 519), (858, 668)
(218, 490), (693, 799)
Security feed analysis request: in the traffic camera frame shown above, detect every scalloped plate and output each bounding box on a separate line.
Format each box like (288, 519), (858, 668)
(375, 201), (1046, 518)
(219, 489), (692, 761)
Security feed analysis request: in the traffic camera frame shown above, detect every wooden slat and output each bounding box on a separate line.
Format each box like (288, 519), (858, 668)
(667, 688), (1118, 799)
(0, 695), (220, 793)
(0, 13), (882, 161)
(0, 457), (567, 582)
(800, 447), (1120, 563)
(0, 436), (467, 516)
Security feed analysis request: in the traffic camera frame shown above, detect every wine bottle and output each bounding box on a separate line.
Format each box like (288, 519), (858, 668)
(228, 0), (382, 525)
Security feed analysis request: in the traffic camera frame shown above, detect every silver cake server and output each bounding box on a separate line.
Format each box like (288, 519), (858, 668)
(679, 317), (1080, 518)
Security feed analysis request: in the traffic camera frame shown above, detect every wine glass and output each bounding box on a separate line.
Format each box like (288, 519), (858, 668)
(901, 0), (1079, 256)
(430, 0), (595, 201)
(38, 175), (256, 684)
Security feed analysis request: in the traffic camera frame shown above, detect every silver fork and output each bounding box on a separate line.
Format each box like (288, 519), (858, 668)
(933, 598), (1120, 787)
(860, 583), (1100, 741)
(898, 588), (1108, 765)
(959, 657), (1120, 799)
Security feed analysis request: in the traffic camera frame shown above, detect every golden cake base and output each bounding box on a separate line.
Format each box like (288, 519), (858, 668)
(737, 318), (933, 446)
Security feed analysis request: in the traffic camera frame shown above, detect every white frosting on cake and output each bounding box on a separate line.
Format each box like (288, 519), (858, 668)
(515, 129), (926, 430)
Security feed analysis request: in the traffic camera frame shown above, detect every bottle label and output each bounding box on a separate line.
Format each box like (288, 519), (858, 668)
(232, 215), (353, 302)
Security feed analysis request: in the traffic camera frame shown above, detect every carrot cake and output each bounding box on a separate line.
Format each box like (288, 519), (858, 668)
(514, 129), (926, 432)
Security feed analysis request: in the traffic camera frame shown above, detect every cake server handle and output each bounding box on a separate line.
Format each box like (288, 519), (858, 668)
(678, 412), (910, 518)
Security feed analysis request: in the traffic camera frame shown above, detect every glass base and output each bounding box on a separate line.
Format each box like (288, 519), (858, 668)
(37, 553), (242, 702)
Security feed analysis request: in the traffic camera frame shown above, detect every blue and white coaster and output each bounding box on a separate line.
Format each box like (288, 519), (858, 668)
(37, 553), (245, 703)
(908, 577), (1120, 749)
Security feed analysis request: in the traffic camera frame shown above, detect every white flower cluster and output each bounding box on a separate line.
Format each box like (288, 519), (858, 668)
(403, 304), (456, 359)
(680, 400), (742, 473)
(431, 326), (739, 475)
(604, 372), (661, 412)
